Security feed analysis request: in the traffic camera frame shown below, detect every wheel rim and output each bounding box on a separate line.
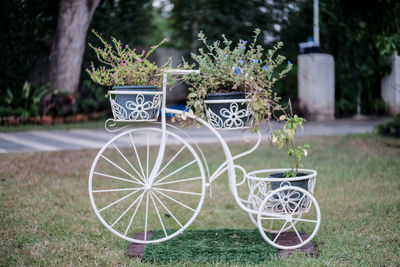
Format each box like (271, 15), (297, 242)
(89, 128), (206, 244)
(247, 192), (301, 233)
(257, 186), (321, 250)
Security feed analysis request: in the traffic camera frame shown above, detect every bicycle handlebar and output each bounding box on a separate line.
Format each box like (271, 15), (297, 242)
(164, 69), (200, 74)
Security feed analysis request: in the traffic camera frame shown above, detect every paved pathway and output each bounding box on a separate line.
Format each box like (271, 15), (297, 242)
(0, 119), (384, 154)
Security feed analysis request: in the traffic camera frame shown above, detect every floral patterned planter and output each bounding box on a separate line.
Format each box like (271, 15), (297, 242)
(109, 86), (162, 121)
(247, 169), (317, 213)
(269, 172), (310, 210)
(204, 92), (253, 129)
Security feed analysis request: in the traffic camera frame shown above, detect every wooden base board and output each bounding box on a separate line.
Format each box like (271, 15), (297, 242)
(126, 231), (154, 258)
(274, 231), (318, 257)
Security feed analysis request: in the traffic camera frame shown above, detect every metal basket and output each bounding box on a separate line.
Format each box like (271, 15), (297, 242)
(246, 169), (317, 214)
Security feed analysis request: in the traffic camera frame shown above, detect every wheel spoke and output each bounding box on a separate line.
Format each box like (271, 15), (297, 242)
(94, 172), (142, 185)
(153, 189), (196, 212)
(99, 188), (141, 212)
(291, 222), (304, 243)
(112, 143), (145, 183)
(290, 194), (306, 215)
(100, 155), (143, 185)
(154, 176), (202, 186)
(144, 192), (149, 241)
(124, 192), (145, 236)
(129, 132), (146, 181)
(292, 217), (318, 223)
(92, 187), (143, 193)
(151, 191), (183, 227)
(146, 133), (150, 179)
(111, 191), (145, 228)
(150, 191), (168, 238)
(277, 193), (289, 215)
(260, 216), (286, 220)
(156, 146), (185, 177)
(153, 187), (202, 196)
(155, 159), (197, 185)
(272, 221), (288, 243)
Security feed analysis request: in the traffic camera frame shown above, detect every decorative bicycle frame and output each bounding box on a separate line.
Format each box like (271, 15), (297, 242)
(89, 69), (321, 250)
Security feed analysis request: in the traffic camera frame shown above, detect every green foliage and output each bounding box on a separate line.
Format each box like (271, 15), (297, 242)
(376, 114), (400, 137)
(82, 0), (157, 88)
(86, 30), (171, 88)
(0, 0), (57, 108)
(168, 0), (295, 50)
(88, 0), (154, 47)
(181, 29), (292, 128)
(143, 229), (276, 264)
(76, 80), (108, 114)
(271, 114), (310, 177)
(0, 0), (156, 118)
(1, 82), (48, 118)
(279, 0), (400, 116)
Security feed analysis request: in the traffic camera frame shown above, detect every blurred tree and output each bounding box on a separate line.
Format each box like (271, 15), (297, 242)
(321, 0), (400, 116)
(0, 0), (58, 93)
(78, 0), (154, 114)
(168, 0), (296, 51)
(48, 0), (101, 94)
(91, 0), (154, 45)
(0, 0), (58, 117)
(279, 0), (400, 116)
(0, 0), (155, 118)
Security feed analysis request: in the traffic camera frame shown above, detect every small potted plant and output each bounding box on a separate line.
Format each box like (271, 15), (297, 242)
(180, 28), (292, 129)
(269, 114), (316, 207)
(86, 29), (171, 121)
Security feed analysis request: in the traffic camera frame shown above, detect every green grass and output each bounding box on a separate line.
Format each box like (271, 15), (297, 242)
(0, 118), (107, 132)
(142, 229), (276, 264)
(0, 134), (399, 266)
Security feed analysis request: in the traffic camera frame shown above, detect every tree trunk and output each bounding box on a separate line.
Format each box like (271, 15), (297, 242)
(49, 0), (100, 93)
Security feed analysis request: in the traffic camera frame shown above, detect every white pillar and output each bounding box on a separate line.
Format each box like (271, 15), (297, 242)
(381, 54), (400, 115)
(298, 53), (335, 120)
(313, 0), (319, 45)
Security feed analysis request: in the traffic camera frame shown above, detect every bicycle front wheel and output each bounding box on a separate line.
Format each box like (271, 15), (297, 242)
(89, 128), (206, 244)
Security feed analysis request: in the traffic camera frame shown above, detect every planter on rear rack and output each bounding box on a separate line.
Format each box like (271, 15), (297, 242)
(269, 172), (310, 210)
(204, 92), (253, 129)
(109, 86), (162, 121)
(247, 169), (317, 213)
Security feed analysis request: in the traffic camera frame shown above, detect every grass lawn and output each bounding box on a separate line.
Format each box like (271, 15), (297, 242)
(0, 118), (107, 133)
(0, 134), (399, 266)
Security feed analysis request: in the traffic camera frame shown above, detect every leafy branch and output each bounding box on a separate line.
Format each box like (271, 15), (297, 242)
(270, 114), (310, 177)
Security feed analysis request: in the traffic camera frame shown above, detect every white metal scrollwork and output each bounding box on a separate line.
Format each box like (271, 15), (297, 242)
(110, 99), (127, 120)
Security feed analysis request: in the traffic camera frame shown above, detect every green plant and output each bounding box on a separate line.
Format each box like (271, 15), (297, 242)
(376, 114), (400, 137)
(270, 114), (310, 177)
(86, 29), (171, 88)
(2, 81), (48, 118)
(181, 29), (292, 128)
(76, 79), (109, 113)
(278, 0), (400, 117)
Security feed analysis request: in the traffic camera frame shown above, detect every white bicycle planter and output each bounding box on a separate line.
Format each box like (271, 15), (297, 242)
(89, 70), (321, 250)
